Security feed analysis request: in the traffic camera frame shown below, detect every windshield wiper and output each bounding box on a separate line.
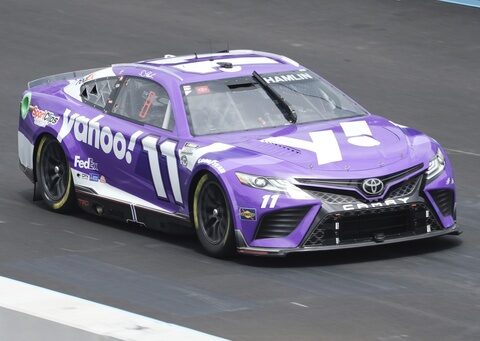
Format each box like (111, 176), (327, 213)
(252, 71), (297, 124)
(273, 82), (341, 109)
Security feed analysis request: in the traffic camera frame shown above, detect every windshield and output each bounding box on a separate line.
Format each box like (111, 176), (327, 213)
(182, 70), (367, 136)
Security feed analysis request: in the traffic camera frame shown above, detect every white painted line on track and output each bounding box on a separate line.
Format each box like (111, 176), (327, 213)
(62, 229), (100, 241)
(0, 276), (228, 341)
(439, 0), (480, 9)
(445, 148), (480, 157)
(30, 222), (45, 226)
(290, 302), (309, 308)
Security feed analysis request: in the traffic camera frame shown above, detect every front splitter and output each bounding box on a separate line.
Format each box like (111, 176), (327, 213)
(236, 225), (461, 256)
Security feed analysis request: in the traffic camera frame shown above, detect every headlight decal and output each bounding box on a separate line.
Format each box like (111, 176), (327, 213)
(426, 148), (446, 181)
(235, 172), (311, 199)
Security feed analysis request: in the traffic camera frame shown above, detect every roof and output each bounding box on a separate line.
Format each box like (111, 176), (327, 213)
(113, 50), (303, 83)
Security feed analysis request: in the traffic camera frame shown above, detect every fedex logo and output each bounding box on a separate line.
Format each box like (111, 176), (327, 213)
(74, 155), (99, 171)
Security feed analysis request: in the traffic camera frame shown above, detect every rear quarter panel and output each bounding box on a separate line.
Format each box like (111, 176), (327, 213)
(18, 85), (87, 180)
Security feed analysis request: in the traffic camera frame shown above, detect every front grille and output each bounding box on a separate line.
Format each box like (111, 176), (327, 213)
(296, 164), (424, 201)
(299, 174), (422, 207)
(430, 189), (454, 216)
(296, 164), (423, 189)
(255, 206), (310, 239)
(302, 190), (361, 204)
(303, 204), (441, 247)
(387, 175), (421, 199)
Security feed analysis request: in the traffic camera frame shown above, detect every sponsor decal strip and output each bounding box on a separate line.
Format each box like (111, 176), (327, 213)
(72, 169), (170, 213)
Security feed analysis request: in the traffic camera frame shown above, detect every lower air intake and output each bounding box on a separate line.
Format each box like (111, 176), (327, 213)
(430, 189), (454, 217)
(255, 206), (310, 239)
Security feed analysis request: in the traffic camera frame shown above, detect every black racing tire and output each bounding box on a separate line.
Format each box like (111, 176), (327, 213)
(36, 135), (75, 213)
(193, 173), (235, 258)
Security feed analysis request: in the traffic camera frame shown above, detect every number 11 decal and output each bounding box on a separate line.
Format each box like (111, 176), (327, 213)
(261, 194), (279, 209)
(142, 136), (183, 204)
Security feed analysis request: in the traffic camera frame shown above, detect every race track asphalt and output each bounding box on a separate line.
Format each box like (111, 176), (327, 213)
(0, 0), (479, 340)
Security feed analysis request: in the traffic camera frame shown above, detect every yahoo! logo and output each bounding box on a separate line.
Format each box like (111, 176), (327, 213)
(57, 109), (143, 164)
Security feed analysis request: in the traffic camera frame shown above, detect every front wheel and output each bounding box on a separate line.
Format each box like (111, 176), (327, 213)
(193, 174), (235, 258)
(36, 136), (75, 212)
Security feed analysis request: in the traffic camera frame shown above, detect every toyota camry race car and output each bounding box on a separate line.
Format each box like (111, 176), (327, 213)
(18, 50), (460, 257)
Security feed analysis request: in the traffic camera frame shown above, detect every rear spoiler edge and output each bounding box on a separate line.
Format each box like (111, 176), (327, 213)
(27, 67), (104, 89)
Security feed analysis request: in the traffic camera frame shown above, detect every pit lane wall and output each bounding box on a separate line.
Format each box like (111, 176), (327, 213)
(0, 276), (227, 341)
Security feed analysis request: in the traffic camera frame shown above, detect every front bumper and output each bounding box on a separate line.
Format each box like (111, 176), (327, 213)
(233, 159), (458, 254)
(236, 224), (461, 256)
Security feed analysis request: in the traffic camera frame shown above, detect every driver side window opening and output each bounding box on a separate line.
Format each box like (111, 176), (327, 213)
(80, 77), (118, 110)
(111, 77), (175, 131)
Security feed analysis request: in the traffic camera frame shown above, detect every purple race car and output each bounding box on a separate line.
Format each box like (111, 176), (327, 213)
(18, 50), (460, 257)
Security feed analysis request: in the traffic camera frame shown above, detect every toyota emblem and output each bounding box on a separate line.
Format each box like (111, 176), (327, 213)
(362, 178), (384, 195)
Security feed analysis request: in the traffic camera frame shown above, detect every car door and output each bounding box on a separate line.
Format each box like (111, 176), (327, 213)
(107, 75), (186, 226)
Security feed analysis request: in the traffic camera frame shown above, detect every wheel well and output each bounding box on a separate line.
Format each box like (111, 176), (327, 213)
(188, 170), (211, 219)
(32, 133), (56, 182)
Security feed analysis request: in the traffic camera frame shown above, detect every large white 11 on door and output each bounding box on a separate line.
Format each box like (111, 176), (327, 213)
(142, 136), (183, 204)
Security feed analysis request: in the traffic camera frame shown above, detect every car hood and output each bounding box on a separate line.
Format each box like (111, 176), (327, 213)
(226, 115), (415, 172)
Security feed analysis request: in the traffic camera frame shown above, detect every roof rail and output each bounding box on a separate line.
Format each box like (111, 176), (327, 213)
(113, 63), (184, 81)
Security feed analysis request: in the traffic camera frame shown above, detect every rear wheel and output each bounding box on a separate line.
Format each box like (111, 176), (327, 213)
(193, 174), (235, 258)
(36, 136), (75, 212)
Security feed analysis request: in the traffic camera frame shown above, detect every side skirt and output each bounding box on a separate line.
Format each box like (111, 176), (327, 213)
(75, 189), (192, 233)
